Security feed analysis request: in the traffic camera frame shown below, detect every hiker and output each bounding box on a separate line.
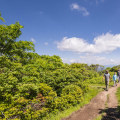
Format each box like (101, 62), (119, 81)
(103, 70), (110, 91)
(117, 69), (120, 83)
(113, 72), (117, 86)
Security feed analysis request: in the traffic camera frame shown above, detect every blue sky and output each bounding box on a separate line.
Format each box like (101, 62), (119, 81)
(1, 0), (120, 66)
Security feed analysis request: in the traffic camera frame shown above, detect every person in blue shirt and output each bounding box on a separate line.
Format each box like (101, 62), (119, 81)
(113, 72), (117, 86)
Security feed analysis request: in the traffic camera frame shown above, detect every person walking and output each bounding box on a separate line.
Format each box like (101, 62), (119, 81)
(117, 69), (120, 83)
(113, 72), (117, 86)
(103, 70), (110, 91)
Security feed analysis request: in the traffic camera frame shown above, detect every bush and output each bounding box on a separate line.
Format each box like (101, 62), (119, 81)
(75, 81), (89, 93)
(89, 76), (103, 84)
(18, 84), (38, 99)
(61, 85), (83, 105)
(50, 97), (68, 110)
(38, 83), (57, 97)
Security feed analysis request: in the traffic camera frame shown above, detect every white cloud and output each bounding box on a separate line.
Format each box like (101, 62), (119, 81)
(71, 3), (80, 10)
(57, 33), (120, 54)
(62, 55), (119, 65)
(30, 38), (36, 43)
(44, 42), (48, 46)
(70, 3), (89, 16)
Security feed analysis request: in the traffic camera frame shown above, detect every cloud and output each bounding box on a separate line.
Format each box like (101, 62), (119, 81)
(62, 55), (119, 65)
(70, 3), (89, 16)
(71, 3), (80, 10)
(30, 38), (36, 43)
(44, 42), (48, 46)
(57, 33), (120, 54)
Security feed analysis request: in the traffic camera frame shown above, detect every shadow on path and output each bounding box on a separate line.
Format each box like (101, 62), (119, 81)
(99, 107), (120, 120)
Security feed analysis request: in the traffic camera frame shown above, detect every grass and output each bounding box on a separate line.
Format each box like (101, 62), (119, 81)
(105, 94), (109, 108)
(95, 115), (103, 120)
(116, 87), (120, 110)
(42, 85), (103, 120)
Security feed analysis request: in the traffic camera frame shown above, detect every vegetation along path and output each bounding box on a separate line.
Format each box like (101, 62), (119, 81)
(63, 84), (120, 120)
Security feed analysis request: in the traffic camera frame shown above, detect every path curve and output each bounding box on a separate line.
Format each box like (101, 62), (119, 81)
(62, 84), (120, 120)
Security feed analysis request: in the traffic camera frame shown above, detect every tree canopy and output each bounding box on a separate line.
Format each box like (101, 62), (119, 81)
(0, 12), (5, 22)
(0, 22), (35, 64)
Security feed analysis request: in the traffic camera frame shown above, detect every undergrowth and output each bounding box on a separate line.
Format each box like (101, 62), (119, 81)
(42, 86), (103, 120)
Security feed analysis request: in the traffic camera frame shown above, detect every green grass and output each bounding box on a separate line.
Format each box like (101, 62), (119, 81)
(116, 87), (120, 110)
(42, 86), (103, 120)
(95, 115), (103, 120)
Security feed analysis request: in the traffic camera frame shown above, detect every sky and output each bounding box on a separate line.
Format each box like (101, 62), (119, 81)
(0, 0), (120, 66)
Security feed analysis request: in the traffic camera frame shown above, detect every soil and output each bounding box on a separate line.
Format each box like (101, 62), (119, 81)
(62, 84), (120, 120)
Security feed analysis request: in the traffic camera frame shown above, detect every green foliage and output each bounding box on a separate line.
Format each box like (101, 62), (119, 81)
(116, 87), (120, 106)
(61, 85), (83, 105)
(42, 88), (101, 120)
(18, 84), (38, 99)
(0, 12), (5, 22)
(0, 22), (35, 66)
(89, 76), (103, 84)
(103, 65), (120, 73)
(0, 19), (105, 119)
(0, 22), (23, 55)
(38, 83), (57, 97)
(110, 65), (120, 72)
(116, 87), (120, 115)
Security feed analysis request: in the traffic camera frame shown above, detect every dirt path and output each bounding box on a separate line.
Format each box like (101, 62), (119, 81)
(62, 84), (120, 120)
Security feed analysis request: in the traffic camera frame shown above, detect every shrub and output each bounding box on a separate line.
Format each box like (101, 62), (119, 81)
(38, 83), (57, 97)
(61, 85), (83, 105)
(18, 84), (38, 99)
(50, 97), (69, 110)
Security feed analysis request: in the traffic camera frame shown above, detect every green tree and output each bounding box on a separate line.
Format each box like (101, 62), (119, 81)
(0, 22), (35, 64)
(0, 12), (5, 22)
(0, 22), (23, 56)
